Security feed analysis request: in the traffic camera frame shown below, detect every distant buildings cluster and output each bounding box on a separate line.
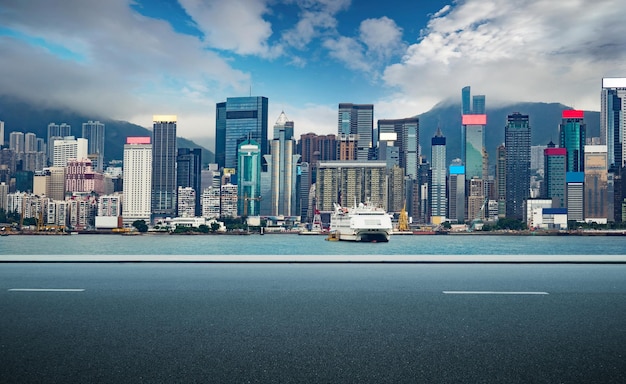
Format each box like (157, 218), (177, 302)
(1, 78), (626, 231)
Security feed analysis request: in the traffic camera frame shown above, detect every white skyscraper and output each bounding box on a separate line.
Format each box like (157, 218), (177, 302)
(122, 137), (152, 226)
(53, 137), (88, 167)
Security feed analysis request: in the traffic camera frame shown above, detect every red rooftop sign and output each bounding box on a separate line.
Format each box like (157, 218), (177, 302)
(126, 137), (151, 144)
(562, 110), (584, 119)
(545, 148), (567, 156)
(462, 114), (487, 125)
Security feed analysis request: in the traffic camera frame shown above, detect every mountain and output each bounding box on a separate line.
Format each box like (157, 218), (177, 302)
(0, 96), (214, 165)
(416, 100), (600, 165)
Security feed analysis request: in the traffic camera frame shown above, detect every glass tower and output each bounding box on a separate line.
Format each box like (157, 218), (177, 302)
(430, 128), (446, 223)
(176, 148), (202, 217)
(505, 113), (531, 219)
(338, 103), (374, 160)
(237, 139), (262, 217)
(601, 78), (626, 168)
(559, 110), (586, 172)
(216, 96), (268, 170)
(151, 115), (177, 220)
(377, 118), (419, 180)
(82, 120), (105, 171)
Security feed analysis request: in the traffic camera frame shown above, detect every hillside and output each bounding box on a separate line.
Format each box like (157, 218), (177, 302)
(417, 101), (600, 164)
(0, 97), (214, 165)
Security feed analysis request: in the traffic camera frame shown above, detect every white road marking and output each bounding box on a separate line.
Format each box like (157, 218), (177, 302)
(8, 288), (85, 292)
(443, 291), (549, 295)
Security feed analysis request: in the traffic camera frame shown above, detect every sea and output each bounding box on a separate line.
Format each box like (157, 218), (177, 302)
(1, 233), (625, 255)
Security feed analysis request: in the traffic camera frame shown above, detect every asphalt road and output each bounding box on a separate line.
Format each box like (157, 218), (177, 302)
(1, 263), (625, 383)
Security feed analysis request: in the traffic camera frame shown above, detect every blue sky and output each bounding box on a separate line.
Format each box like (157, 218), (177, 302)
(0, 0), (625, 151)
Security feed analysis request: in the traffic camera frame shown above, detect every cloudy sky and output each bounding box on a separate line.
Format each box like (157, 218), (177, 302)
(1, 0), (624, 151)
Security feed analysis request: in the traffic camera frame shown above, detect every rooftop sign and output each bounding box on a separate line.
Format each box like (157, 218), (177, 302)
(562, 110), (584, 119)
(126, 137), (151, 144)
(462, 114), (487, 125)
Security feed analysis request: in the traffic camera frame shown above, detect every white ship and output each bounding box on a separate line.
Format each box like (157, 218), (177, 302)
(329, 202), (393, 242)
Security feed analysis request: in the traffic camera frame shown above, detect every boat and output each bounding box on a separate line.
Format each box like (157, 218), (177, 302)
(329, 201), (393, 242)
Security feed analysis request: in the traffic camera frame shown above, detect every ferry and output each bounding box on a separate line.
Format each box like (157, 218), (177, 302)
(329, 202), (392, 242)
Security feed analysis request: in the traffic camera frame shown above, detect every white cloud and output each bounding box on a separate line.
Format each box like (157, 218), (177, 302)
(383, 0), (626, 113)
(178, 0), (282, 58)
(323, 36), (371, 73)
(359, 17), (404, 60)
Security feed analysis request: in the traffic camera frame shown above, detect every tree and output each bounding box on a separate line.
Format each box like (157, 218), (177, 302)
(210, 222), (221, 233)
(198, 224), (209, 233)
(132, 220), (148, 233)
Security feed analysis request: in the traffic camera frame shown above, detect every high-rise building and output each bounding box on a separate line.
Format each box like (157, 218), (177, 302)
(338, 103), (374, 160)
(462, 114), (487, 179)
(566, 172), (585, 222)
(53, 137), (88, 167)
(237, 139), (262, 217)
(177, 187), (196, 218)
(559, 110), (586, 172)
(215, 96), (268, 170)
(462, 86), (471, 115)
(47, 123), (71, 164)
(176, 148), (202, 217)
(9, 132), (24, 154)
(0, 121), (4, 147)
(47, 167), (66, 201)
(264, 112), (300, 216)
(584, 145), (608, 223)
(315, 160), (388, 212)
(496, 144), (506, 217)
(82, 121), (105, 172)
(543, 147), (567, 208)
(377, 118), (419, 179)
(505, 113), (531, 219)
(151, 115), (177, 220)
(430, 128), (446, 224)
(65, 159), (104, 195)
(448, 163), (466, 223)
(472, 95), (486, 114)
(601, 78), (626, 168)
(122, 137), (152, 225)
(0, 182), (8, 212)
(24, 133), (37, 153)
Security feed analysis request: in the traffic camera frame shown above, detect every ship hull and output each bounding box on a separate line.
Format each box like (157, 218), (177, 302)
(330, 203), (393, 242)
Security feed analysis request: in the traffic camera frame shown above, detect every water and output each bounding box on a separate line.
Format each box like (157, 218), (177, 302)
(1, 233), (624, 255)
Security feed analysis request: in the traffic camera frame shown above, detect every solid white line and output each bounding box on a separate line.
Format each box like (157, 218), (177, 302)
(443, 291), (549, 295)
(8, 288), (85, 292)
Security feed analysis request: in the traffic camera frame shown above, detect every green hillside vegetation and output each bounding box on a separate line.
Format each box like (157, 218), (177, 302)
(0, 96), (214, 165)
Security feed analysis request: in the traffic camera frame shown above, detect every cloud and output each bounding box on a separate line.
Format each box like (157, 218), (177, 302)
(178, 0), (282, 58)
(383, 0), (626, 113)
(323, 16), (404, 77)
(0, 0), (250, 138)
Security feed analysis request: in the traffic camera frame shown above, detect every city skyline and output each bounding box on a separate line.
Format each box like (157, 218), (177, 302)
(1, 0), (624, 152)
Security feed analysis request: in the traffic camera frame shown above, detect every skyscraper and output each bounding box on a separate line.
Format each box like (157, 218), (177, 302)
(82, 121), (105, 172)
(151, 115), (177, 220)
(505, 113), (531, 219)
(237, 139), (262, 217)
(0, 121), (4, 147)
(264, 112), (300, 216)
(584, 145), (608, 223)
(9, 132), (24, 154)
(601, 78), (626, 168)
(462, 114), (487, 179)
(53, 137), (88, 167)
(462, 86), (471, 115)
(377, 118), (419, 179)
(338, 103), (374, 160)
(215, 96), (268, 170)
(430, 128), (446, 224)
(176, 148), (202, 217)
(496, 144), (506, 217)
(47, 123), (71, 164)
(24, 133), (37, 153)
(559, 110), (586, 172)
(122, 137), (152, 225)
(543, 146), (567, 208)
(448, 162), (466, 223)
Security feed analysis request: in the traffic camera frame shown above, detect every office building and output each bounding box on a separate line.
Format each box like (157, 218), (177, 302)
(530, 145), (547, 171)
(495, 144), (506, 217)
(264, 112), (300, 216)
(543, 147), (567, 208)
(176, 148), (202, 217)
(377, 118), (419, 179)
(24, 133), (37, 153)
(82, 121), (105, 172)
(237, 139), (262, 217)
(584, 145), (608, 223)
(122, 137), (152, 225)
(430, 128), (446, 224)
(462, 114), (487, 179)
(338, 103), (374, 160)
(448, 163), (466, 223)
(47, 123), (71, 164)
(53, 137), (88, 167)
(462, 86), (471, 115)
(216, 96), (268, 170)
(315, 160), (388, 212)
(505, 113), (531, 219)
(47, 167), (66, 201)
(566, 172), (585, 222)
(0, 121), (4, 147)
(601, 78), (626, 168)
(559, 110), (586, 172)
(151, 115), (177, 220)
